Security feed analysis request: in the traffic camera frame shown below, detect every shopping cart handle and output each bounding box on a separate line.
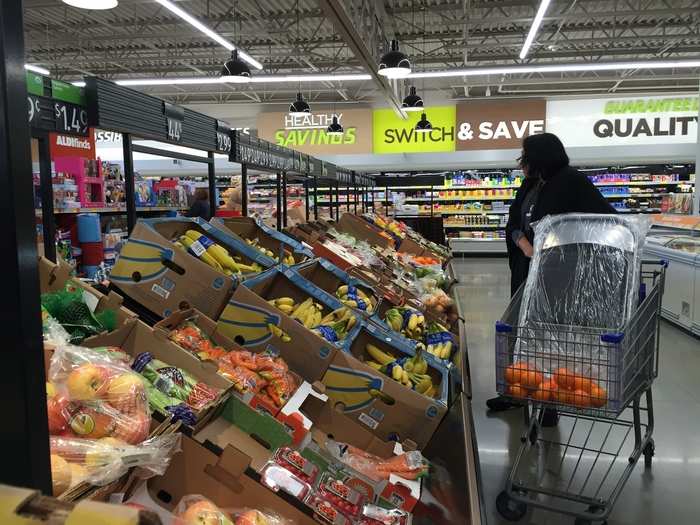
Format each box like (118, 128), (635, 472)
(642, 258), (669, 268)
(495, 321), (513, 333)
(600, 332), (625, 343)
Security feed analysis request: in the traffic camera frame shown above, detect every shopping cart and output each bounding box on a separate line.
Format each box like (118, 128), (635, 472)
(493, 215), (665, 525)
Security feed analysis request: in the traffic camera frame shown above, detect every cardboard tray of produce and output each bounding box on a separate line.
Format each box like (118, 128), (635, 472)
(335, 213), (396, 250)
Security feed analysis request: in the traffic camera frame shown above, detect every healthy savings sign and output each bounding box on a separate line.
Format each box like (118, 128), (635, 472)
(547, 95), (699, 147)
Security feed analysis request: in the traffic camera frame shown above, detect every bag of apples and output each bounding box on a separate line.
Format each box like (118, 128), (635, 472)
(47, 344), (181, 496)
(174, 495), (292, 525)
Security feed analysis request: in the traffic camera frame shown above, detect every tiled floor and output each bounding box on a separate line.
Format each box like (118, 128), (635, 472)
(452, 258), (700, 525)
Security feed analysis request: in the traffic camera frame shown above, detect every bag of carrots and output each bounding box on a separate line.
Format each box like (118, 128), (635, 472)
(324, 439), (428, 482)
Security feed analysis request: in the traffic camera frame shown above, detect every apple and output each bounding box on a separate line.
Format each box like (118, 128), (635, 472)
(68, 408), (114, 439)
(67, 364), (109, 400)
(180, 500), (234, 525)
(111, 412), (149, 444)
(46, 382), (56, 398)
(235, 509), (270, 525)
(50, 454), (71, 496)
(47, 396), (69, 434)
(106, 373), (145, 413)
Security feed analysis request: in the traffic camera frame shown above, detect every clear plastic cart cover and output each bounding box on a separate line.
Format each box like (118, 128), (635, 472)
(519, 213), (651, 332)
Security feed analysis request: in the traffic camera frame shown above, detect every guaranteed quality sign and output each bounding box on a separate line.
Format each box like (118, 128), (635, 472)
(547, 96), (699, 147)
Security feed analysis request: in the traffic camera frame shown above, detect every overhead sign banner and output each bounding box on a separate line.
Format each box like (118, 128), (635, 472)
(257, 108), (372, 155)
(456, 99), (545, 150)
(547, 96), (699, 147)
(373, 105), (456, 154)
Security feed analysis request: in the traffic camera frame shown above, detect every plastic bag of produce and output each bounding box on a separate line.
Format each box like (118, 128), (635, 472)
(49, 432), (181, 495)
(42, 305), (71, 347)
(324, 439), (428, 482)
(48, 344), (151, 444)
(174, 494), (293, 525)
(168, 317), (228, 361)
(41, 285), (116, 344)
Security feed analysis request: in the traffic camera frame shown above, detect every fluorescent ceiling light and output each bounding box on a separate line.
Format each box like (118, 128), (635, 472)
(519, 0), (552, 59)
(408, 59), (700, 79)
(24, 64), (50, 75)
(153, 0), (262, 70)
(71, 73), (370, 87)
(251, 74), (371, 83)
(62, 0), (118, 9)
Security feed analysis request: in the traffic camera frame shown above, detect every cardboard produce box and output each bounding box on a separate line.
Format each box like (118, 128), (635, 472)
(39, 256), (137, 343)
(85, 320), (232, 433)
(109, 218), (247, 319)
(155, 308), (306, 418)
(212, 216), (313, 264)
(323, 322), (449, 449)
(138, 434), (316, 525)
(336, 213), (396, 249)
(292, 258), (381, 317)
(216, 267), (360, 381)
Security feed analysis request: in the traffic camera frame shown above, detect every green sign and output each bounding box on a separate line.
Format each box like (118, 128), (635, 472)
(26, 72), (45, 96)
(373, 106), (456, 154)
(51, 80), (85, 105)
(604, 97), (700, 115)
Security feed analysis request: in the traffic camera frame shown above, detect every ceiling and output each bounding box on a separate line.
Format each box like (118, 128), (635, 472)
(23, 0), (700, 108)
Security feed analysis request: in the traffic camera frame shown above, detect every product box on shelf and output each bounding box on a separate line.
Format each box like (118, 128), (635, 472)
(39, 256), (138, 343)
(323, 322), (449, 449)
(130, 433), (316, 525)
(216, 267), (355, 381)
(155, 308), (307, 418)
(108, 218), (256, 319)
(85, 319), (232, 433)
(336, 213), (396, 250)
(292, 258), (382, 316)
(212, 216), (314, 264)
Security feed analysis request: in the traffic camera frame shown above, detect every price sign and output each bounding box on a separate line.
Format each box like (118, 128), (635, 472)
(54, 100), (88, 135)
(164, 102), (184, 143)
(216, 120), (232, 153)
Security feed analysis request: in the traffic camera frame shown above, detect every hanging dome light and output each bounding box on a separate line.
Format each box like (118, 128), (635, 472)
(326, 115), (344, 135)
(221, 50), (251, 83)
(414, 112), (432, 133)
(378, 40), (411, 79)
(402, 86), (424, 112)
(289, 92), (311, 117)
(62, 0), (118, 8)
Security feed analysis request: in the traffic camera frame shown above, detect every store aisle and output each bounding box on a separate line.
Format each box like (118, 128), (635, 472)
(452, 258), (700, 525)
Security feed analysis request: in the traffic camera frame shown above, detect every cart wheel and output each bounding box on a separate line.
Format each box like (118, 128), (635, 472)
(496, 490), (527, 521)
(644, 439), (655, 469)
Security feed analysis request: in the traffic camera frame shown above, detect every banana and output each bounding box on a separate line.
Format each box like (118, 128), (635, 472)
(441, 341), (453, 359)
(179, 235), (224, 272)
(403, 360), (414, 372)
(336, 285), (349, 296)
(407, 314), (419, 332)
(366, 344), (395, 366)
(278, 304), (294, 314)
(424, 385), (436, 398)
(291, 298), (313, 320)
(392, 364), (403, 381)
(401, 369), (410, 384)
(343, 300), (358, 308)
(366, 360), (383, 371)
(276, 297), (295, 307)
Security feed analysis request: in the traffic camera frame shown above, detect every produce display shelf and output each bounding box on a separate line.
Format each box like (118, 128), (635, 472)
(439, 209), (510, 215)
(437, 196), (515, 202)
(444, 224), (504, 229)
(39, 206), (188, 215)
(449, 236), (507, 254)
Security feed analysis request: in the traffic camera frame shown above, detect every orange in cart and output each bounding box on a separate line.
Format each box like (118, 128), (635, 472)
(533, 379), (558, 402)
(572, 390), (592, 408)
(573, 376), (593, 393)
(553, 367), (577, 390)
(507, 384), (527, 398)
(590, 385), (608, 408)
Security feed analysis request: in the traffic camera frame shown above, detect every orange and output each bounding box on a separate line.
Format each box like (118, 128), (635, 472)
(524, 369), (544, 390)
(504, 362), (528, 385)
(553, 368), (576, 390)
(532, 385), (551, 402)
(507, 384), (527, 399)
(572, 389), (592, 408)
(573, 376), (592, 393)
(590, 385), (608, 408)
(555, 389), (575, 405)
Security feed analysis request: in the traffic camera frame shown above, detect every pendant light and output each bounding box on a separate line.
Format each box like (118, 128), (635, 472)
(289, 92), (311, 116)
(402, 86), (424, 112)
(221, 1), (251, 83)
(221, 50), (251, 83)
(326, 115), (344, 135)
(414, 112), (432, 133)
(378, 40), (411, 78)
(62, 0), (118, 8)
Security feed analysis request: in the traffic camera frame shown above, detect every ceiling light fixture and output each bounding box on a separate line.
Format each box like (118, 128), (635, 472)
(402, 86), (424, 111)
(326, 115), (344, 135)
(519, 0), (552, 59)
(153, 0), (262, 70)
(407, 59), (700, 79)
(289, 92), (311, 116)
(414, 112), (432, 133)
(71, 73), (372, 88)
(378, 39), (411, 79)
(221, 50), (251, 83)
(61, 0), (118, 9)
(24, 64), (50, 76)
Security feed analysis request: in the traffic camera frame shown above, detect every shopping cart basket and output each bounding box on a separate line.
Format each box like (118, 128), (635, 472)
(494, 215), (665, 524)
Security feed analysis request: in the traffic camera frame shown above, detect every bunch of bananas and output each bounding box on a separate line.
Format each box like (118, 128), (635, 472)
(365, 344), (436, 397)
(312, 306), (357, 343)
(174, 230), (263, 276)
(267, 323), (292, 343)
(267, 297), (325, 330)
(426, 321), (454, 360)
(245, 238), (295, 265)
(384, 307), (425, 342)
(336, 285), (375, 314)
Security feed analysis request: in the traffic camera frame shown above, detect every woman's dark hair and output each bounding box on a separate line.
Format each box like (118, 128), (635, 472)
(194, 188), (209, 201)
(520, 132), (569, 180)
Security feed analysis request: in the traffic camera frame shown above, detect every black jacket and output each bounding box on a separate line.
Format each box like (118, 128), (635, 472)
(187, 199), (212, 221)
(505, 166), (615, 295)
